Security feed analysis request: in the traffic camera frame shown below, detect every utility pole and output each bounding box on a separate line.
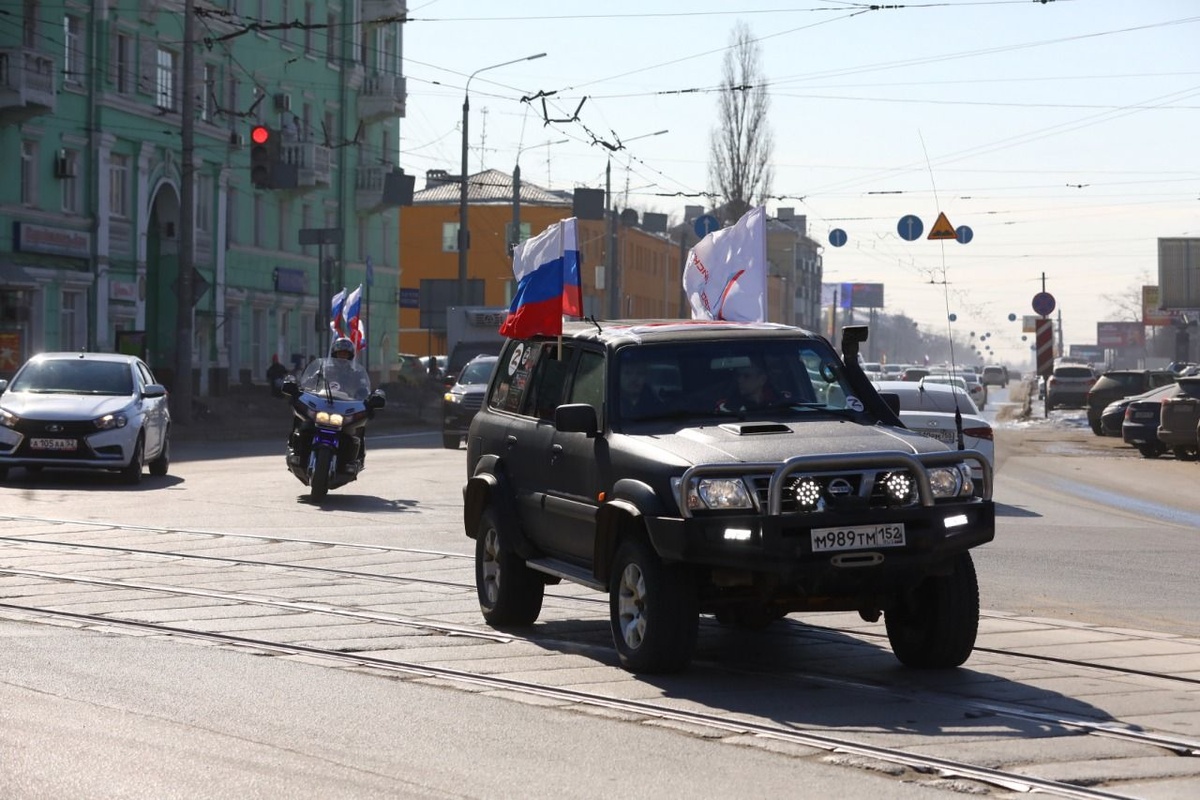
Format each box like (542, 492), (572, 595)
(174, 0), (196, 423)
(605, 158), (618, 318)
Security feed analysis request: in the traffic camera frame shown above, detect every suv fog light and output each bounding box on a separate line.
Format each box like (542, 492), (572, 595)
(723, 527), (752, 541)
(881, 471), (915, 505)
(944, 513), (969, 528)
(790, 476), (823, 510)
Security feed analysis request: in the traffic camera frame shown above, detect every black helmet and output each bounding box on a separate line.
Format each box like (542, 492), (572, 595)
(332, 337), (355, 359)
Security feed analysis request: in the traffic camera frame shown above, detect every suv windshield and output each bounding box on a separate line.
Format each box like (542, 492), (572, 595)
(616, 339), (864, 422)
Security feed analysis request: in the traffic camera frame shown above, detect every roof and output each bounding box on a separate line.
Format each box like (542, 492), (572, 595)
(413, 168), (572, 206)
(547, 319), (818, 349)
(27, 352), (142, 363)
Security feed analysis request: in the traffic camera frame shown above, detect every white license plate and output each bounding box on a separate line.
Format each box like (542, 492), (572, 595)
(811, 523), (906, 553)
(30, 438), (77, 451)
(918, 429), (957, 444)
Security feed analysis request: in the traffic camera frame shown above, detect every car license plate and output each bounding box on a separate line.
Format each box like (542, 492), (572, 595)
(30, 438), (77, 451)
(918, 429), (957, 445)
(1131, 411), (1154, 420)
(811, 523), (905, 552)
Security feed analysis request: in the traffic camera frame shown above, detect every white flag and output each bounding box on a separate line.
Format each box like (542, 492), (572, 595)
(682, 206), (767, 322)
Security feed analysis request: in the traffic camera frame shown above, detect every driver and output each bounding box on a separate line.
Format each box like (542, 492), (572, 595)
(716, 356), (791, 413)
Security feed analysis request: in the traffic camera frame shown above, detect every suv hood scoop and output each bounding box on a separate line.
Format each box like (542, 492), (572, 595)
(718, 422), (792, 436)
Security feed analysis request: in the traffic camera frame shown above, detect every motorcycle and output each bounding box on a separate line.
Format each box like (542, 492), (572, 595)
(281, 357), (385, 500)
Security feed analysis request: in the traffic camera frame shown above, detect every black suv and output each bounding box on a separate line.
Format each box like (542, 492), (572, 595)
(462, 321), (994, 674)
(1084, 369), (1175, 435)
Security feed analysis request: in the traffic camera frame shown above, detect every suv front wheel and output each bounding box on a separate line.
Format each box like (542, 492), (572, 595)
(609, 537), (698, 674)
(884, 552), (979, 668)
(475, 507), (544, 626)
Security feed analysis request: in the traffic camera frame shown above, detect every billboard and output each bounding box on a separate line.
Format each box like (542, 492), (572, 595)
(1096, 321), (1145, 348)
(1069, 344), (1105, 363)
(839, 282), (884, 309)
(1158, 238), (1200, 309)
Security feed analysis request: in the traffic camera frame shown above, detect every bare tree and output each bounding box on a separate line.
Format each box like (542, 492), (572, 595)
(708, 22), (774, 224)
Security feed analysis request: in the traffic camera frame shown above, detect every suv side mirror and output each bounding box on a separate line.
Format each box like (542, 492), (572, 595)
(555, 403), (598, 436)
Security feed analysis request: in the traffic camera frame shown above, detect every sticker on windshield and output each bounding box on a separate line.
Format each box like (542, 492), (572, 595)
(845, 395), (864, 412)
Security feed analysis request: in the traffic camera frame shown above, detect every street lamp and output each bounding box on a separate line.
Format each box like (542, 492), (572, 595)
(458, 52), (547, 306)
(512, 138), (569, 256)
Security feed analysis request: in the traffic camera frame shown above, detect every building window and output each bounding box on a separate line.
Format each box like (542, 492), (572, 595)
(304, 3), (314, 55)
(278, 199), (290, 250)
(61, 149), (79, 214)
(20, 140), (37, 206)
(109, 154), (129, 218)
(227, 187), (238, 246)
(196, 174), (212, 234)
(253, 195), (264, 247)
(114, 34), (134, 94)
(280, 0), (291, 46)
(325, 12), (337, 63)
(200, 63), (217, 122)
(155, 48), (176, 110)
(22, 0), (37, 47)
(442, 222), (460, 253)
(301, 203), (312, 253)
(62, 291), (86, 350)
(63, 15), (84, 84)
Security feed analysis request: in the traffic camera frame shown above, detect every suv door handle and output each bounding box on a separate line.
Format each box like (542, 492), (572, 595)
(505, 435), (517, 449)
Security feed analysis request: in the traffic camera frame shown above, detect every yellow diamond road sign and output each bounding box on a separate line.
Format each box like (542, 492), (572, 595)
(927, 211), (956, 240)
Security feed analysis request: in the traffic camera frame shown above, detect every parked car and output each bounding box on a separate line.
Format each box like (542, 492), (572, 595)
(1156, 377), (1200, 460)
(1044, 363), (1096, 412)
(463, 320), (994, 674)
(394, 353), (432, 387)
(873, 380), (994, 482)
(419, 354), (448, 380)
(926, 369), (987, 409)
(0, 352), (171, 484)
(1085, 369), (1176, 436)
(1119, 383), (1182, 458)
(441, 355), (498, 449)
(980, 365), (1008, 387)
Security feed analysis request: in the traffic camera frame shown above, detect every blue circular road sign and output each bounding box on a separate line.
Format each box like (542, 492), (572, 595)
(897, 215), (923, 241)
(693, 214), (719, 238)
(1032, 291), (1056, 316)
(955, 225), (974, 244)
(828, 228), (848, 247)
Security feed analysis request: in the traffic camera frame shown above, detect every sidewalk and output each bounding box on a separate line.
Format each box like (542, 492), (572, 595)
(171, 383), (440, 442)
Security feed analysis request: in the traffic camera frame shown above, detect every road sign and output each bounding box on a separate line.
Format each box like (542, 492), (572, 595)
(693, 214), (719, 238)
(1032, 291), (1056, 316)
(897, 215), (923, 241)
(955, 225), (973, 244)
(828, 228), (848, 248)
(927, 211), (956, 240)
(397, 288), (420, 309)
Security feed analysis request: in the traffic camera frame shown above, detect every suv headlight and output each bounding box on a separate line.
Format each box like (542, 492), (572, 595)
(928, 463), (973, 498)
(0, 409), (19, 428)
(672, 476), (754, 511)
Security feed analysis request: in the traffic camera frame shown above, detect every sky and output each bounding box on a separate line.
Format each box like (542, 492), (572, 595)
(397, 1), (1200, 367)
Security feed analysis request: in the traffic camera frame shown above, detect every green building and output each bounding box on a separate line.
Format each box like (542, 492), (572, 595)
(0, 0), (408, 391)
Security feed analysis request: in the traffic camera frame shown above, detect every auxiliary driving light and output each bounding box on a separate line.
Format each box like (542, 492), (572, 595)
(881, 471), (915, 505)
(790, 476), (823, 511)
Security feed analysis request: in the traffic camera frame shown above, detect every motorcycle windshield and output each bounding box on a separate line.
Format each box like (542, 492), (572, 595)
(298, 358), (371, 401)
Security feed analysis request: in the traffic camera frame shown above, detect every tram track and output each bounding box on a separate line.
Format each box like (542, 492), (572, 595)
(0, 599), (1186, 800)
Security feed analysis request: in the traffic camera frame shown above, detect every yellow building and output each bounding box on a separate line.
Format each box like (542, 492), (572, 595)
(396, 169), (686, 357)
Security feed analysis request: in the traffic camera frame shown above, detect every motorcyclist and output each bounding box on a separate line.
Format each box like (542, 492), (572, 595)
(329, 336), (369, 465)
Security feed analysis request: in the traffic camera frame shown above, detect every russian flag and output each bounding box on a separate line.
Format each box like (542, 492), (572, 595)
(330, 287), (347, 337)
(499, 217), (582, 339)
(344, 284), (364, 351)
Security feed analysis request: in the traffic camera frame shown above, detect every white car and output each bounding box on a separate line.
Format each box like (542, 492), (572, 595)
(0, 352), (171, 484)
(874, 380), (995, 479)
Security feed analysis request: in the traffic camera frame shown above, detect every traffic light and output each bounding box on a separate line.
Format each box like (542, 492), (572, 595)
(249, 125), (276, 188)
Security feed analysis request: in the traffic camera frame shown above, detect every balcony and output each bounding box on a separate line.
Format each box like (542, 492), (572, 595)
(279, 141), (332, 190)
(356, 163), (392, 214)
(362, 0), (407, 26)
(0, 47), (57, 120)
(359, 73), (406, 123)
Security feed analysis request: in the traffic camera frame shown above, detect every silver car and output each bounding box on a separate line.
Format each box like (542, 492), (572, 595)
(0, 352), (171, 483)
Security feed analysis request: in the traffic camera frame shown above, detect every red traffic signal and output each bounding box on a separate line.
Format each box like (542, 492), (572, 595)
(250, 125), (270, 145)
(249, 126), (277, 188)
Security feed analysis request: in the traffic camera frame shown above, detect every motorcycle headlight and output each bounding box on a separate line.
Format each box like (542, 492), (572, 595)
(93, 412), (128, 431)
(671, 476), (754, 511)
(314, 411), (345, 427)
(0, 409), (19, 428)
